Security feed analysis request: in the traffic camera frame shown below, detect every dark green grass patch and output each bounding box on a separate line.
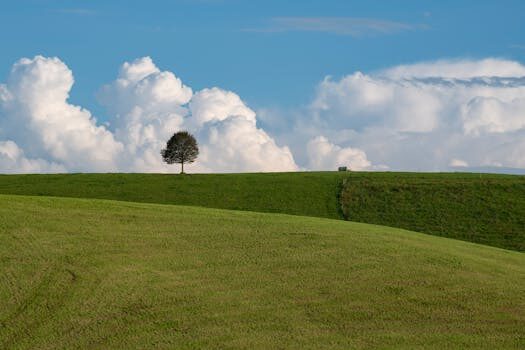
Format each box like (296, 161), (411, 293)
(340, 172), (525, 251)
(0, 195), (524, 349)
(0, 172), (346, 219)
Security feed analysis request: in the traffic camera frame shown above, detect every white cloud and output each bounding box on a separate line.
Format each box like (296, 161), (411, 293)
(0, 55), (297, 173)
(312, 73), (442, 133)
(98, 57), (191, 172)
(197, 116), (297, 172)
(189, 87), (256, 127)
(0, 140), (64, 173)
(188, 88), (297, 172)
(299, 58), (525, 171)
(0, 56), (122, 172)
(449, 158), (468, 167)
(306, 136), (371, 171)
(97, 57), (297, 173)
(461, 96), (525, 135)
(382, 58), (525, 79)
(2, 55), (525, 174)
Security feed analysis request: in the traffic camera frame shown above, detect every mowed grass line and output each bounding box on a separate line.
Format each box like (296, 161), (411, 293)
(340, 172), (525, 251)
(1, 195), (524, 349)
(0, 172), (347, 219)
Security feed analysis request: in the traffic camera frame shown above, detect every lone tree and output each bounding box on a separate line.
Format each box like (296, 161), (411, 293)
(161, 131), (199, 174)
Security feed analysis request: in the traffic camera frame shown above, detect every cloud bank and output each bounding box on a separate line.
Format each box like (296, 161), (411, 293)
(0, 56), (297, 173)
(0, 56), (122, 172)
(298, 58), (525, 171)
(1, 56), (525, 173)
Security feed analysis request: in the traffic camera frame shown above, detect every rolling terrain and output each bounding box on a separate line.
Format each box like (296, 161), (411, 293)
(0, 172), (346, 219)
(0, 172), (523, 250)
(340, 172), (525, 251)
(1, 194), (524, 349)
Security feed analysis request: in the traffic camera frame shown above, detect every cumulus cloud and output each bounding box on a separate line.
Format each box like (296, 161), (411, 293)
(0, 140), (64, 173)
(98, 57), (297, 173)
(0, 56), (122, 172)
(312, 72), (442, 133)
(2, 55), (525, 174)
(382, 58), (525, 79)
(189, 88), (296, 172)
(297, 58), (525, 171)
(0, 55), (297, 173)
(189, 87), (256, 127)
(461, 96), (525, 135)
(306, 136), (371, 170)
(97, 57), (191, 172)
(449, 158), (468, 167)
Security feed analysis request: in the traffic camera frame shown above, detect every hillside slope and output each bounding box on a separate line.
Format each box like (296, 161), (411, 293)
(0, 172), (346, 219)
(0, 172), (524, 251)
(340, 172), (525, 251)
(1, 195), (524, 349)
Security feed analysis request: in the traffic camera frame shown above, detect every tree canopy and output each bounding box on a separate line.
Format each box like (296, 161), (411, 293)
(161, 131), (199, 173)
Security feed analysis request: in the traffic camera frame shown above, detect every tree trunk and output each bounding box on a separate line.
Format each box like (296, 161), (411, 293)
(181, 161), (184, 174)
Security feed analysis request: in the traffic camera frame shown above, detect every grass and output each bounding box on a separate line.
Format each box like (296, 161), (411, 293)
(0, 171), (523, 251)
(340, 172), (525, 251)
(0, 172), (347, 219)
(1, 194), (524, 349)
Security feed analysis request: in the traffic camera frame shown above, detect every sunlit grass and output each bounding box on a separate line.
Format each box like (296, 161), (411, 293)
(1, 195), (524, 349)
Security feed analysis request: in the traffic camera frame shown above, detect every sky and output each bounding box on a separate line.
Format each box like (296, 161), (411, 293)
(1, 0), (525, 173)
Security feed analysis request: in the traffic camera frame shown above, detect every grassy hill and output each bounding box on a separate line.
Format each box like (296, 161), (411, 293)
(340, 172), (525, 251)
(1, 172), (524, 251)
(1, 194), (524, 349)
(0, 172), (346, 219)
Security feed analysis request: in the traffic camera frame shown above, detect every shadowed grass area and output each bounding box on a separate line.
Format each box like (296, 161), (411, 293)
(0, 172), (347, 219)
(340, 172), (525, 251)
(1, 194), (524, 349)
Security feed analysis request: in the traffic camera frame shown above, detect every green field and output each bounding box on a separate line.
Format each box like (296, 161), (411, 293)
(0, 172), (346, 219)
(340, 172), (525, 251)
(1, 194), (524, 349)
(0, 172), (524, 250)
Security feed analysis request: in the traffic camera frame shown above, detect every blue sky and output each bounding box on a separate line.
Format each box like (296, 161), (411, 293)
(2, 0), (524, 116)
